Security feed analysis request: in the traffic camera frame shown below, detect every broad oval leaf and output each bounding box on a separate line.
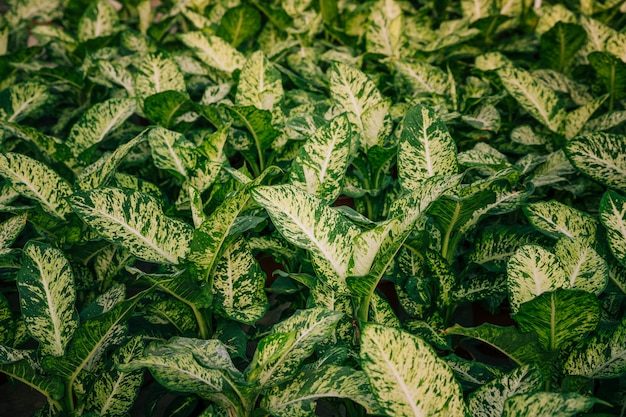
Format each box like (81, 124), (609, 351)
(133, 52), (186, 101)
(600, 190), (626, 268)
(236, 50), (283, 111)
(366, 0), (403, 58)
(218, 4), (262, 48)
(0, 153), (72, 219)
(77, 0), (119, 42)
(0, 81), (50, 123)
(179, 31), (245, 74)
(0, 214), (27, 255)
(502, 392), (600, 417)
(17, 242), (78, 356)
(564, 321), (626, 379)
(523, 200), (598, 243)
(393, 60), (449, 96)
(146, 126), (197, 181)
(566, 132), (626, 193)
(398, 104), (458, 191)
(69, 188), (193, 264)
(360, 323), (468, 417)
(554, 237), (608, 294)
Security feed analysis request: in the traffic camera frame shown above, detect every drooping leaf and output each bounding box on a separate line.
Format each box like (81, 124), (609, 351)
(179, 31), (245, 74)
(218, 4), (261, 48)
(0, 360), (64, 410)
(360, 323), (468, 417)
(564, 321), (626, 379)
(398, 104), (458, 191)
(69, 188), (193, 264)
(0, 121), (73, 165)
(502, 392), (600, 417)
(17, 242), (78, 356)
(236, 50), (283, 111)
(133, 52), (186, 101)
(77, 0), (119, 42)
(523, 200), (598, 243)
(0, 152), (73, 219)
(0, 214), (26, 255)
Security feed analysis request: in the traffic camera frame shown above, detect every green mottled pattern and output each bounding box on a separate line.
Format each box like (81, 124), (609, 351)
(289, 114), (352, 204)
(370, 293), (401, 327)
(564, 322), (626, 379)
(147, 299), (197, 334)
(562, 95), (606, 139)
(0, 121), (72, 165)
(97, 61), (135, 96)
(461, 0), (493, 21)
(146, 126), (197, 181)
(114, 173), (163, 198)
(606, 32), (626, 62)
(582, 110), (626, 133)
(0, 293), (14, 345)
(0, 345), (32, 364)
(366, 0), (403, 58)
(502, 392), (599, 417)
(398, 104), (458, 191)
(133, 52), (186, 100)
(17, 242), (78, 356)
(507, 244), (567, 313)
(515, 290), (600, 351)
(138, 269), (211, 310)
(361, 99), (393, 149)
(0, 214), (26, 255)
(77, 0), (119, 42)
(213, 238), (268, 324)
(179, 31), (245, 74)
(0, 153), (72, 219)
(2, 81), (50, 123)
(252, 184), (359, 278)
(81, 283), (126, 321)
(566, 133), (626, 193)
(69, 188), (193, 264)
(351, 218), (400, 277)
(468, 365), (543, 417)
(497, 66), (565, 132)
(66, 98), (137, 158)
(0, 360), (64, 407)
(600, 190), (626, 267)
(554, 237), (608, 293)
(360, 323), (467, 417)
(236, 51), (283, 111)
(523, 200), (598, 243)
(394, 61), (449, 95)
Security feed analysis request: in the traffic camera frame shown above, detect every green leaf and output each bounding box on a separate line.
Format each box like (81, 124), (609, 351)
(398, 104), (458, 191)
(554, 237), (608, 295)
(213, 238), (268, 325)
(502, 392), (600, 417)
(566, 133), (626, 193)
(0, 294), (14, 345)
(0, 360), (64, 410)
(366, 0), (403, 58)
(468, 365), (544, 417)
(360, 323), (467, 417)
(133, 52), (186, 101)
(497, 66), (565, 132)
(289, 114), (353, 204)
(0, 213), (26, 255)
(17, 242), (78, 356)
(564, 321), (626, 379)
(252, 184), (360, 278)
(393, 60), (449, 96)
(218, 4), (261, 48)
(247, 308), (343, 388)
(588, 52), (626, 104)
(514, 290), (600, 351)
(77, 0), (119, 42)
(0, 152), (72, 219)
(0, 81), (50, 123)
(461, 0), (494, 21)
(144, 91), (194, 129)
(236, 50), (283, 111)
(523, 200), (598, 242)
(540, 22), (586, 72)
(136, 268), (211, 310)
(600, 190), (626, 268)
(179, 31), (246, 74)
(69, 188), (193, 264)
(0, 121), (73, 165)
(146, 126), (197, 181)
(66, 98), (137, 160)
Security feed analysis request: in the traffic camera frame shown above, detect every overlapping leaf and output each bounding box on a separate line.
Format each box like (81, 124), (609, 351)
(0, 81), (50, 123)
(366, 0), (403, 58)
(236, 51), (283, 111)
(77, 0), (119, 42)
(523, 200), (598, 243)
(0, 214), (26, 256)
(179, 31), (245, 74)
(566, 133), (626, 193)
(554, 237), (608, 294)
(564, 321), (626, 379)
(502, 392), (600, 417)
(600, 190), (626, 268)
(133, 52), (186, 100)
(145, 126), (197, 181)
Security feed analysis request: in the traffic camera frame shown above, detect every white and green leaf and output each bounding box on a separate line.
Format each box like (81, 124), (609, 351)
(393, 60), (449, 96)
(236, 50), (283, 111)
(77, 0), (120, 42)
(179, 31), (245, 74)
(0, 214), (26, 255)
(133, 52), (187, 100)
(146, 126), (197, 181)
(502, 392), (600, 417)
(600, 190), (626, 268)
(564, 321), (626, 379)
(0, 81), (50, 123)
(554, 237), (608, 294)
(366, 0), (404, 58)
(523, 200), (598, 243)
(566, 133), (626, 193)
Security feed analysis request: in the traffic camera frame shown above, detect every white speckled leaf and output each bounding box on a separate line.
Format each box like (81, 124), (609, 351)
(462, 0), (493, 21)
(506, 245), (568, 313)
(360, 99), (392, 150)
(554, 237), (608, 294)
(523, 200), (598, 243)
(98, 61), (135, 96)
(502, 392), (599, 417)
(566, 133), (626, 193)
(394, 60), (449, 96)
(251, 184), (360, 278)
(366, 0), (403, 58)
(1, 81), (50, 123)
(360, 323), (468, 417)
(351, 218), (401, 278)
(600, 190), (626, 268)
(77, 0), (119, 42)
(564, 321), (626, 379)
(0, 214), (26, 255)
(179, 31), (245, 74)
(0, 153), (73, 219)
(146, 126), (197, 181)
(398, 104), (458, 191)
(561, 95), (607, 140)
(69, 188), (193, 264)
(236, 51), (283, 111)
(133, 52), (186, 100)
(66, 98), (137, 159)
(17, 242), (77, 356)
(289, 114), (353, 204)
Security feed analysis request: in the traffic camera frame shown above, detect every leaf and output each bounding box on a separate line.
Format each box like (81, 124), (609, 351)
(553, 237), (608, 294)
(564, 321), (626, 379)
(17, 242), (78, 356)
(514, 290), (600, 351)
(393, 60), (449, 96)
(226, 105), (281, 170)
(360, 323), (467, 417)
(69, 188), (193, 264)
(0, 121), (73, 165)
(0, 214), (26, 255)
(600, 190), (626, 268)
(247, 308), (343, 388)
(366, 0), (403, 58)
(588, 52), (626, 103)
(66, 98), (137, 160)
(523, 200), (598, 242)
(252, 184), (360, 278)
(218, 4), (261, 48)
(561, 95), (607, 140)
(146, 126), (197, 181)
(0, 152), (72, 219)
(144, 91), (194, 129)
(566, 133), (626, 193)
(497, 66), (565, 132)
(0, 360), (64, 409)
(213, 238), (268, 325)
(397, 104), (458, 191)
(0, 81), (50, 123)
(462, 0), (494, 21)
(179, 31), (245, 74)
(540, 22), (586, 72)
(133, 52), (186, 101)
(236, 50), (283, 111)
(289, 114), (353, 204)
(502, 392), (600, 417)
(468, 365), (544, 417)
(77, 0), (119, 42)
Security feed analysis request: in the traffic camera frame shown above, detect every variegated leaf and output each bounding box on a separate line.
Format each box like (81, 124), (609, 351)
(582, 110), (626, 134)
(0, 360), (64, 410)
(366, 0), (403, 58)
(0, 214), (26, 255)
(351, 218), (401, 278)
(540, 22), (586, 72)
(251, 184), (360, 278)
(600, 190), (626, 268)
(77, 0), (119, 42)
(497, 66), (566, 132)
(0, 152), (72, 219)
(507, 245), (568, 313)
(143, 90), (196, 128)
(98, 61), (135, 96)
(523, 200), (598, 243)
(218, 4), (262, 48)
(179, 31), (245, 74)
(289, 114), (352, 204)
(561, 95), (607, 140)
(69, 188), (193, 264)
(262, 365), (382, 417)
(566, 133), (626, 193)
(502, 392), (599, 417)
(80, 283), (126, 321)
(0, 81), (50, 123)
(393, 60), (449, 96)
(236, 51), (283, 111)
(146, 126), (197, 181)
(17, 242), (78, 356)
(444, 354), (504, 391)
(564, 321), (626, 379)
(0, 121), (73, 166)
(0, 293), (14, 345)
(554, 237), (608, 294)
(147, 299), (197, 335)
(360, 99), (392, 150)
(133, 52), (186, 101)
(213, 238), (268, 325)
(66, 98), (137, 159)
(514, 289), (600, 351)
(397, 104), (458, 191)
(606, 32), (626, 62)
(247, 308), (343, 388)
(360, 323), (467, 417)
(462, 0), (494, 21)
(468, 365), (543, 417)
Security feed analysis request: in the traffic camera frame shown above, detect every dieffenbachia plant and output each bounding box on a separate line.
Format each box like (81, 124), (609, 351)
(1, 0), (626, 416)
